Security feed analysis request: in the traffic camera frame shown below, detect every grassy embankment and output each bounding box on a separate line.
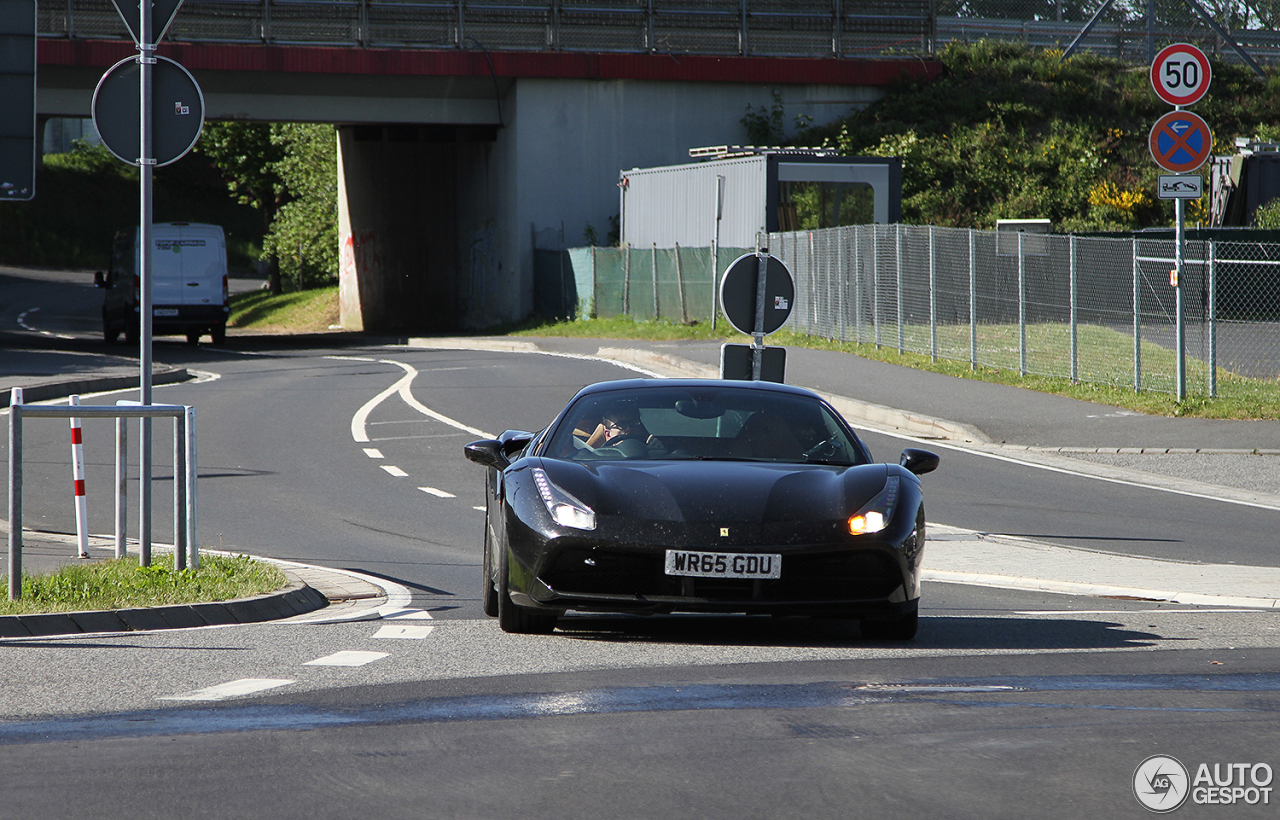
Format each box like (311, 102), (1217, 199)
(0, 554), (287, 617)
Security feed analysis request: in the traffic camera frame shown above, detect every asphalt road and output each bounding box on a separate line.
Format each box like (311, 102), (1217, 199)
(2, 267), (1279, 819)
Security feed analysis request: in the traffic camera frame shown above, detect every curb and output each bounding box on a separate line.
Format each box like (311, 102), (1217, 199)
(1, 366), (191, 408)
(0, 577), (329, 639)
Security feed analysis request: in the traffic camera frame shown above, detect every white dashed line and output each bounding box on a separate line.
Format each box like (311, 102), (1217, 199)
(159, 678), (295, 702)
(304, 651), (391, 667)
(372, 624), (435, 640)
(472, 506), (485, 512)
(381, 465), (409, 477)
(418, 486), (455, 498)
(363, 448), (384, 458)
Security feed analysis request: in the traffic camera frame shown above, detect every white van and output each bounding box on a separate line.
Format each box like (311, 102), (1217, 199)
(95, 222), (230, 345)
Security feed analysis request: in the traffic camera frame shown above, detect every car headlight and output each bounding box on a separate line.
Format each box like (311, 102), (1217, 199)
(848, 476), (899, 535)
(533, 468), (596, 531)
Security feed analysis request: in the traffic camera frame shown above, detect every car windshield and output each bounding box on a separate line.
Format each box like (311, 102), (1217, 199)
(543, 385), (865, 465)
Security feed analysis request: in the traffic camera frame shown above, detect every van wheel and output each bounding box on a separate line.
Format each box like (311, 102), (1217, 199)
(211, 324), (226, 345)
(124, 324), (138, 344)
(186, 332), (201, 345)
(103, 323), (119, 344)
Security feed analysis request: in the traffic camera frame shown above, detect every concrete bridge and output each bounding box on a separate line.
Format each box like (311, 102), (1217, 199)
(35, 1), (941, 331)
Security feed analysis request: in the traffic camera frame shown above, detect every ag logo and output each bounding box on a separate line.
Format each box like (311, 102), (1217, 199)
(1134, 755), (1190, 812)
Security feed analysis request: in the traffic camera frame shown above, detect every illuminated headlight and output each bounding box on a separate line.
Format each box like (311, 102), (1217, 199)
(533, 468), (596, 531)
(848, 476), (900, 535)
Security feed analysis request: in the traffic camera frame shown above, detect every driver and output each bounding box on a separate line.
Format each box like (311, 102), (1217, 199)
(584, 404), (651, 457)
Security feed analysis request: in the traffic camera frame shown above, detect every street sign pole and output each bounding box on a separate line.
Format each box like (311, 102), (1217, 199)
(139, 2), (154, 566)
(752, 249), (769, 379)
(1175, 196), (1186, 400)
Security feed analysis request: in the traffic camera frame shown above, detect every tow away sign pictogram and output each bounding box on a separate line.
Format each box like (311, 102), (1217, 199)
(1148, 110), (1213, 174)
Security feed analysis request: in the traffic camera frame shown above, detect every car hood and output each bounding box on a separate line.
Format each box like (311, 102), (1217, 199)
(539, 458), (891, 525)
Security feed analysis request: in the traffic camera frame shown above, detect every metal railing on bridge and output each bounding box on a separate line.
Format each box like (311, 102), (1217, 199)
(38, 0), (936, 57)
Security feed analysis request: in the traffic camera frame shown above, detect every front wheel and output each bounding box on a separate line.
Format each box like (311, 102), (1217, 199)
(497, 548), (557, 634)
(481, 512), (499, 617)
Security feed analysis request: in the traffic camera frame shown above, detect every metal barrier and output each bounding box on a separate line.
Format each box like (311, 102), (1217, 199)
(556, 225), (1280, 396)
(7, 388), (198, 601)
(37, 0), (937, 57)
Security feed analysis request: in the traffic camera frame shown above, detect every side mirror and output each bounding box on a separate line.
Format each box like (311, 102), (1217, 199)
(93, 271), (106, 288)
(900, 448), (939, 476)
(464, 439), (509, 470)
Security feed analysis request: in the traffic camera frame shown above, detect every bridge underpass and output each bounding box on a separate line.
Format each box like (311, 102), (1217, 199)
(34, 3), (940, 332)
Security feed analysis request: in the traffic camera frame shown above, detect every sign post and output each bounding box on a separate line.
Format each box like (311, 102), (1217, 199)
(90, 0), (202, 565)
(1147, 43), (1211, 402)
(718, 249), (795, 382)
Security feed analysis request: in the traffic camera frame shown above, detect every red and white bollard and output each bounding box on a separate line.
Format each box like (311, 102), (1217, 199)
(70, 395), (89, 559)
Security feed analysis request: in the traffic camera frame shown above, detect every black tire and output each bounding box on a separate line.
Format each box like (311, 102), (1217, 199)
(211, 323), (226, 345)
(103, 320), (120, 344)
(861, 608), (919, 641)
(497, 548), (557, 634)
(481, 512), (499, 617)
(186, 331), (201, 345)
(124, 323), (139, 345)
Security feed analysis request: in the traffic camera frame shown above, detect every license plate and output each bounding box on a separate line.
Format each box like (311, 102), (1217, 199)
(153, 308), (179, 317)
(664, 550), (781, 579)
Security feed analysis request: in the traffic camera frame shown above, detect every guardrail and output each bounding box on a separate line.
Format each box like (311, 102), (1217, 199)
(37, 0), (936, 57)
(7, 388), (197, 601)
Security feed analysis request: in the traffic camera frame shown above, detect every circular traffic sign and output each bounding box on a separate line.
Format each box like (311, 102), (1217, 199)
(1151, 43), (1211, 106)
(719, 253), (795, 336)
(1148, 110), (1213, 173)
(92, 56), (205, 167)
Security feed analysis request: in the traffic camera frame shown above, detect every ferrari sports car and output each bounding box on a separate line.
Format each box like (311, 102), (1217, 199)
(463, 379), (939, 638)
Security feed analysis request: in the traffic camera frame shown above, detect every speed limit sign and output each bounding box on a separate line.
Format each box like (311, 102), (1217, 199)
(1151, 43), (1211, 106)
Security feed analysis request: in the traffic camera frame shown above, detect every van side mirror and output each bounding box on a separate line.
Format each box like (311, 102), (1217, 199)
(93, 271), (106, 288)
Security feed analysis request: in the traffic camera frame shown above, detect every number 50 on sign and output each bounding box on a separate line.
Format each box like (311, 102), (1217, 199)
(1151, 43), (1211, 106)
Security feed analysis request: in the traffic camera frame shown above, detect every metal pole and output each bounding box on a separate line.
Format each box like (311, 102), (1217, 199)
(1209, 240), (1218, 398)
(139, 0), (155, 568)
(929, 226), (937, 361)
(1175, 197), (1187, 400)
(174, 416), (186, 571)
(8, 388), (23, 600)
(969, 228), (977, 369)
(186, 406), (198, 569)
(675, 243), (687, 323)
(711, 175), (723, 329)
(1070, 235), (1078, 383)
(1019, 231), (1027, 376)
(652, 242), (659, 320)
(1133, 237), (1142, 392)
(115, 415), (127, 558)
(895, 225), (904, 353)
(752, 248), (769, 379)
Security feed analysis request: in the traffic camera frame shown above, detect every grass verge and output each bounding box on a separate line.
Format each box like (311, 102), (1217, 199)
(229, 285), (339, 333)
(510, 316), (1280, 420)
(0, 554), (288, 616)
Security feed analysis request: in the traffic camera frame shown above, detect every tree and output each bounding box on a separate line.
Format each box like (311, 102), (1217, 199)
(197, 122), (285, 292)
(263, 123), (338, 290)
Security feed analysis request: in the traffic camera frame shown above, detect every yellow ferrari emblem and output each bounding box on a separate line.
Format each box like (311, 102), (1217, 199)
(720, 527), (729, 537)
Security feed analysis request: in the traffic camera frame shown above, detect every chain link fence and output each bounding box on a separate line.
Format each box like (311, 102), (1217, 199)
(548, 225), (1280, 395)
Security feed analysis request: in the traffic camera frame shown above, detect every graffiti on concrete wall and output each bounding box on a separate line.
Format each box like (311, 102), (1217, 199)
(339, 230), (381, 329)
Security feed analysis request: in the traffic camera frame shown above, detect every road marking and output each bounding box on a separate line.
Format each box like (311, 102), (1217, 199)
(472, 506), (485, 512)
(381, 465), (408, 477)
(349, 358), (494, 444)
(304, 651), (390, 667)
(383, 608), (434, 620)
(373, 624), (434, 639)
(159, 678), (295, 701)
(1014, 608), (1268, 615)
(418, 486), (455, 498)
(363, 447), (384, 458)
